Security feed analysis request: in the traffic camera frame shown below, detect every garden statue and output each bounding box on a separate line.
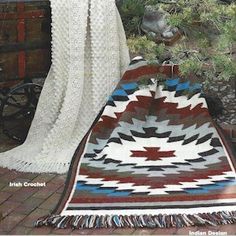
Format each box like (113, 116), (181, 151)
(141, 5), (179, 40)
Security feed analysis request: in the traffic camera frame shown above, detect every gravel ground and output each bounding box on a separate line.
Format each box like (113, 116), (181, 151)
(204, 78), (236, 125)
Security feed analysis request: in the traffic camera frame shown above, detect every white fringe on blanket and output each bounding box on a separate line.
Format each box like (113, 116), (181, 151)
(0, 0), (130, 173)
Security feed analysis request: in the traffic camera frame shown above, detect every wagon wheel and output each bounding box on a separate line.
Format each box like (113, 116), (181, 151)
(0, 83), (42, 143)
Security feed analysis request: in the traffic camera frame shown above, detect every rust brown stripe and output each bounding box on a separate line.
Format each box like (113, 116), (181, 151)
(53, 107), (105, 214)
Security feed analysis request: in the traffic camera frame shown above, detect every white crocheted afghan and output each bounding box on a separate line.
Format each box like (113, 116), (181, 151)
(0, 0), (130, 173)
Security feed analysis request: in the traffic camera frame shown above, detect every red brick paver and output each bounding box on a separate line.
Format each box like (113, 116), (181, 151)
(71, 229), (96, 235)
(9, 188), (39, 202)
(9, 226), (32, 235)
(51, 228), (73, 235)
(0, 200), (21, 218)
(155, 227), (178, 235)
(29, 226), (52, 235)
(19, 173), (39, 180)
(21, 208), (51, 228)
(133, 228), (157, 235)
(0, 171), (23, 184)
(218, 224), (236, 235)
(0, 212), (26, 232)
(0, 168), (10, 176)
(112, 228), (136, 235)
(0, 192), (12, 204)
(38, 192), (61, 210)
(176, 226), (197, 235)
(0, 166), (236, 235)
(90, 228), (115, 235)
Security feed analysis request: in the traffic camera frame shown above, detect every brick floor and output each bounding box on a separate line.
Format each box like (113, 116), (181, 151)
(0, 200), (21, 218)
(0, 191), (12, 205)
(112, 228), (136, 235)
(176, 226), (197, 235)
(218, 224), (236, 235)
(9, 226), (32, 235)
(20, 208), (51, 228)
(155, 227), (178, 235)
(9, 188), (39, 202)
(29, 226), (53, 235)
(71, 229), (96, 235)
(0, 171), (23, 184)
(0, 168), (236, 235)
(90, 228), (115, 235)
(0, 110), (236, 235)
(133, 228), (157, 235)
(38, 192), (61, 210)
(0, 212), (26, 232)
(51, 228), (74, 235)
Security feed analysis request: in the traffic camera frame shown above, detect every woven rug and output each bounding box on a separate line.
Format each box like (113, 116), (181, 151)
(35, 60), (236, 229)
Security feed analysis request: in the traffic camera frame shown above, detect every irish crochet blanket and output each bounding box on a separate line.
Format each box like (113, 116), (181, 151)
(35, 60), (236, 229)
(0, 0), (130, 173)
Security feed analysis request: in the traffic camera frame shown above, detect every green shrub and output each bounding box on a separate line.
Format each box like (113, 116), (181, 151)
(118, 0), (236, 84)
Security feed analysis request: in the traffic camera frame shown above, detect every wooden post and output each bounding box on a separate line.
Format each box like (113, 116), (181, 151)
(0, 0), (51, 88)
(17, 2), (26, 79)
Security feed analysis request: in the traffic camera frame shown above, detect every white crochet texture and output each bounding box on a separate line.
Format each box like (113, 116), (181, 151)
(0, 0), (130, 173)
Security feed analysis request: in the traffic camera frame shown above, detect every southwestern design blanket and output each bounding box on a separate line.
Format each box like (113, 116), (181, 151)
(36, 60), (236, 229)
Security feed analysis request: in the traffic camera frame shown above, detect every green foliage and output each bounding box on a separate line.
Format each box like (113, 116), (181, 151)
(155, 43), (166, 58)
(118, 0), (146, 36)
(168, 0), (236, 83)
(118, 0), (236, 85)
(179, 58), (203, 77)
(127, 36), (157, 60)
(117, 0), (159, 36)
(212, 54), (236, 80)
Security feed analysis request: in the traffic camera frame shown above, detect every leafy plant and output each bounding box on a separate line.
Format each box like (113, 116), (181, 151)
(118, 0), (236, 87)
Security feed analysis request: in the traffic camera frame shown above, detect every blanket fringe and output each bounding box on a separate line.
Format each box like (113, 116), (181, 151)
(34, 211), (236, 229)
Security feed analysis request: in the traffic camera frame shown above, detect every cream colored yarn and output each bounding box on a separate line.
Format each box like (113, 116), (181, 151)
(0, 0), (130, 173)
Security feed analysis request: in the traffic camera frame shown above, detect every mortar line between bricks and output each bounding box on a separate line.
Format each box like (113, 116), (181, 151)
(47, 175), (61, 183)
(28, 180), (66, 223)
(0, 169), (10, 178)
(9, 224), (35, 235)
(17, 202), (51, 230)
(28, 226), (54, 235)
(1, 213), (29, 233)
(0, 183), (8, 191)
(24, 176), (63, 204)
(0, 186), (4, 191)
(16, 197), (46, 217)
(29, 174), (56, 184)
(34, 189), (53, 200)
(1, 174), (23, 184)
(12, 218), (53, 235)
(0, 172), (66, 234)
(37, 193), (59, 210)
(0, 193), (13, 206)
(30, 176), (63, 200)
(0, 201), (22, 221)
(9, 187), (40, 203)
(37, 194), (64, 218)
(34, 182), (64, 204)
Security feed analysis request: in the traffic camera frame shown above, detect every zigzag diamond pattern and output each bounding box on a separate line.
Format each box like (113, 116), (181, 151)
(67, 61), (236, 206)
